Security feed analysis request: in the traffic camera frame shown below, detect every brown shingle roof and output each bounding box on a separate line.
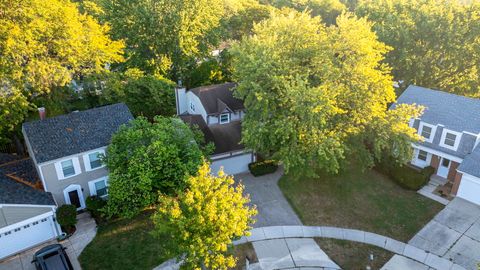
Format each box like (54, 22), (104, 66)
(189, 83), (244, 114)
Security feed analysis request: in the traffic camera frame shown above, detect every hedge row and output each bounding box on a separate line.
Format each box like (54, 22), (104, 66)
(376, 159), (435, 190)
(248, 160), (278, 177)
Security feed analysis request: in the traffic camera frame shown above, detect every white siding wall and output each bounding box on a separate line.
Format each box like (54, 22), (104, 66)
(457, 173), (480, 205)
(186, 92), (208, 123)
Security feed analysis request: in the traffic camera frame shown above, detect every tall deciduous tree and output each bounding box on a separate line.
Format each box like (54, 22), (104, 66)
(0, 0), (124, 142)
(231, 11), (422, 176)
(263, 0), (346, 24)
(93, 0), (224, 78)
(355, 0), (480, 97)
(154, 162), (257, 270)
(104, 117), (208, 218)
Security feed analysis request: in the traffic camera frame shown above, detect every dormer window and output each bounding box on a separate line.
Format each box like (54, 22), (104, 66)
(439, 129), (461, 150)
(220, 113), (230, 124)
(418, 122), (436, 143)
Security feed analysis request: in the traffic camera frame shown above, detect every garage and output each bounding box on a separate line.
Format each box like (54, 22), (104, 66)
(211, 152), (254, 175)
(0, 207), (59, 260)
(457, 174), (480, 205)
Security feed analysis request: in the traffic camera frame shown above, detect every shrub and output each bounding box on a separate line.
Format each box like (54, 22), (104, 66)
(56, 204), (77, 230)
(248, 160), (278, 177)
(86, 196), (106, 219)
(376, 155), (434, 190)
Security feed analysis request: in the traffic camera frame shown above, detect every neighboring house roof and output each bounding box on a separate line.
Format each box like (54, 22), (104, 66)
(394, 85), (480, 134)
(179, 114), (244, 155)
(458, 146), (480, 178)
(23, 103), (133, 164)
(189, 82), (244, 114)
(0, 173), (55, 206)
(0, 158), (41, 187)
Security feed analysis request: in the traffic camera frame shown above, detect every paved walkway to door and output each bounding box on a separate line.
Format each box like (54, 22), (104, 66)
(0, 212), (96, 270)
(234, 169), (302, 228)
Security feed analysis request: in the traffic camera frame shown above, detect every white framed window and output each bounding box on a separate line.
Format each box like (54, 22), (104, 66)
(418, 122), (436, 143)
(54, 158), (81, 180)
(220, 113), (230, 124)
(439, 129), (462, 150)
(88, 177), (109, 198)
(83, 149), (105, 171)
(190, 102), (195, 112)
(417, 150), (428, 161)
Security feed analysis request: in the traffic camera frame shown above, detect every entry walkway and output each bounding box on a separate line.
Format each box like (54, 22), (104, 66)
(233, 225), (467, 270)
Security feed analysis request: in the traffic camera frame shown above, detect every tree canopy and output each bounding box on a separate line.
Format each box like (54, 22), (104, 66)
(230, 11), (422, 176)
(154, 161), (257, 269)
(104, 116), (208, 218)
(263, 0), (347, 24)
(93, 0), (224, 78)
(0, 0), (124, 142)
(355, 0), (480, 97)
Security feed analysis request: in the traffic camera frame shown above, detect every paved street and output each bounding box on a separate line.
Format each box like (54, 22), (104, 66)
(0, 212), (96, 270)
(235, 169), (302, 228)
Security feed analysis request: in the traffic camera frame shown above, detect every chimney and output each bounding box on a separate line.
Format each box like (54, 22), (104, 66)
(174, 80), (187, 115)
(38, 107), (46, 120)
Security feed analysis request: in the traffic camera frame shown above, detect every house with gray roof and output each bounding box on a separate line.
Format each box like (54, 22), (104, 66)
(393, 85), (480, 205)
(175, 82), (255, 175)
(0, 156), (60, 260)
(22, 103), (133, 211)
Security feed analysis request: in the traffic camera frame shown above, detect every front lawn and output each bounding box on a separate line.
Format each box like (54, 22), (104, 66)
(278, 163), (443, 267)
(79, 210), (256, 270)
(79, 210), (173, 270)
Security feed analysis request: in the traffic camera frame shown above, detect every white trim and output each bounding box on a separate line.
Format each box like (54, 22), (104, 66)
(88, 176), (109, 198)
(63, 184), (86, 210)
(83, 149), (106, 172)
(0, 204), (56, 208)
(411, 143), (463, 163)
(37, 164), (48, 192)
(0, 211), (56, 234)
(219, 113), (230, 124)
(439, 128), (462, 151)
(54, 157), (81, 180)
(37, 146), (107, 166)
(418, 122), (437, 143)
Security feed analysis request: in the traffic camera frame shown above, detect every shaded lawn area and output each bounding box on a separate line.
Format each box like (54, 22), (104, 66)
(278, 163), (443, 242)
(79, 210), (174, 270)
(315, 238), (393, 269)
(79, 210), (256, 270)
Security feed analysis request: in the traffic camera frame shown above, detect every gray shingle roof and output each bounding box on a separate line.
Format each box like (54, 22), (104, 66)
(23, 103), (133, 164)
(458, 146), (480, 178)
(394, 85), (480, 134)
(0, 174), (55, 206)
(189, 83), (244, 114)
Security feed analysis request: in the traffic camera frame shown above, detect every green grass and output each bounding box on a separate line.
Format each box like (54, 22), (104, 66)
(79, 210), (173, 270)
(315, 238), (394, 269)
(278, 163), (443, 242)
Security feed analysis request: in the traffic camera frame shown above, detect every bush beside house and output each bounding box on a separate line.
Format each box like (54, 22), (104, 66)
(248, 160), (278, 177)
(86, 196), (107, 221)
(376, 157), (435, 190)
(56, 204), (77, 234)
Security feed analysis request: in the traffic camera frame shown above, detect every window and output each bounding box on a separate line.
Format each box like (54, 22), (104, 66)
(220, 113), (230, 124)
(61, 160), (75, 177)
(417, 150), (428, 161)
(95, 180), (108, 197)
(88, 152), (102, 169)
(421, 126), (432, 140)
(190, 102), (195, 112)
(444, 132), (457, 147)
(442, 158), (450, 167)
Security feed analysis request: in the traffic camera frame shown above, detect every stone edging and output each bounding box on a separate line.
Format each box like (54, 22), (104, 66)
(233, 226), (466, 270)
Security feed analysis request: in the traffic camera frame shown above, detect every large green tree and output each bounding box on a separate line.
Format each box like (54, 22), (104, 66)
(231, 11), (422, 176)
(154, 161), (256, 270)
(104, 117), (208, 218)
(355, 0), (480, 97)
(93, 0), (224, 78)
(0, 0), (124, 142)
(263, 0), (346, 24)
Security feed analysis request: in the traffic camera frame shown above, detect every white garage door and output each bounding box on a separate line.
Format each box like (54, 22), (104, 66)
(457, 174), (480, 205)
(211, 153), (253, 175)
(0, 215), (57, 260)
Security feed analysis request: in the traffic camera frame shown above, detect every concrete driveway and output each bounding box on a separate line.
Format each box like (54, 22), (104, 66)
(0, 212), (96, 270)
(234, 168), (302, 228)
(408, 198), (480, 270)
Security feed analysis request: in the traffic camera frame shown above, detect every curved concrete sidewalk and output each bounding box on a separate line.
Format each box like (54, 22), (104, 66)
(233, 226), (467, 270)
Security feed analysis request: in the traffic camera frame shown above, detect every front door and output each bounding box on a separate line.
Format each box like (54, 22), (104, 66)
(437, 157), (450, 178)
(68, 190), (81, 209)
